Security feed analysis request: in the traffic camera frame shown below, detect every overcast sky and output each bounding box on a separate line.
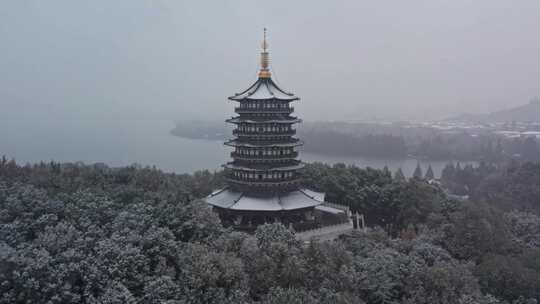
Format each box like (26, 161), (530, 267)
(1, 0), (540, 122)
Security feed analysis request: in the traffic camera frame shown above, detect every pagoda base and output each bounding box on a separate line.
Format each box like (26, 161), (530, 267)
(203, 188), (349, 232)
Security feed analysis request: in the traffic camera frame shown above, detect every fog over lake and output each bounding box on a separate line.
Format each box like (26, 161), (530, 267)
(0, 119), (471, 177)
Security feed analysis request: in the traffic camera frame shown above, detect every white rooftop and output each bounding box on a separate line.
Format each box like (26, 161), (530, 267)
(226, 117), (302, 124)
(204, 188), (325, 211)
(229, 77), (299, 101)
(223, 163), (305, 172)
(224, 139), (304, 148)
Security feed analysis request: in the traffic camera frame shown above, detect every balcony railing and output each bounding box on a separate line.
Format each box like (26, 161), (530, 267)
(230, 151), (299, 160)
(225, 177), (302, 187)
(230, 160), (303, 170)
(232, 129), (296, 136)
(235, 107), (294, 114)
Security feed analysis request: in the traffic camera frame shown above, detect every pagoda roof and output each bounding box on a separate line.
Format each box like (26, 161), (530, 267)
(204, 188), (324, 211)
(229, 77), (299, 101)
(226, 116), (301, 124)
(225, 139), (303, 148)
(223, 162), (304, 172)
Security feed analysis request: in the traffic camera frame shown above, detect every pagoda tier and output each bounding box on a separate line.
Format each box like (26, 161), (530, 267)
(229, 77), (299, 101)
(222, 74), (306, 192)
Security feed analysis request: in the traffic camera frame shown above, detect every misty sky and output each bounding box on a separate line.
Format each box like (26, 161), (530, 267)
(1, 0), (540, 122)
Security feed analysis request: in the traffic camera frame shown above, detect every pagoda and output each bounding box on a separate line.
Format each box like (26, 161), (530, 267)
(204, 30), (336, 231)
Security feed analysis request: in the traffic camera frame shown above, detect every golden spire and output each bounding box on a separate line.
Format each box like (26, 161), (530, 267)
(258, 28), (271, 78)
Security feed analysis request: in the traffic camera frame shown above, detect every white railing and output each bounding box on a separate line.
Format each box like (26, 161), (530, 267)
(322, 202), (351, 215)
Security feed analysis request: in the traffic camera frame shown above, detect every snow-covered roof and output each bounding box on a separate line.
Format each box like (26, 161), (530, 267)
(223, 163), (305, 172)
(315, 205), (345, 215)
(229, 77), (299, 101)
(204, 188), (325, 211)
(226, 117), (302, 124)
(224, 139), (303, 148)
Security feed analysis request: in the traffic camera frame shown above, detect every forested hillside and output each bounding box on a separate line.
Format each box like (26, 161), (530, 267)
(171, 120), (540, 162)
(1, 158), (539, 303)
(449, 98), (540, 123)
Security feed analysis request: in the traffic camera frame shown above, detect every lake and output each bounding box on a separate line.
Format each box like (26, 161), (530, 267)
(0, 119), (472, 177)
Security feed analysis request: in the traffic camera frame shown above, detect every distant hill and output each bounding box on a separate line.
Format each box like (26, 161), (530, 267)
(448, 98), (540, 123)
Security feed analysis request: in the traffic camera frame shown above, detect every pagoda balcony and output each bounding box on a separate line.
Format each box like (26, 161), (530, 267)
(226, 160), (303, 171)
(230, 151), (299, 160)
(235, 107), (294, 114)
(232, 159), (300, 167)
(232, 129), (296, 136)
(225, 138), (303, 148)
(225, 177), (302, 187)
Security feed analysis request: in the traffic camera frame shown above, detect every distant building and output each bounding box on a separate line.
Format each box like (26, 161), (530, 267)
(203, 30), (345, 231)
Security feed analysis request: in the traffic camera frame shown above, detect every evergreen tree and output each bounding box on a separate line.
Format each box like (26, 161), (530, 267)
(413, 162), (423, 180)
(383, 165), (391, 177)
(441, 162), (455, 183)
(424, 165), (434, 180)
(394, 168), (406, 182)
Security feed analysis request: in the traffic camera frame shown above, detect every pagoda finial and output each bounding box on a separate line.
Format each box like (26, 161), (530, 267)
(259, 28), (271, 78)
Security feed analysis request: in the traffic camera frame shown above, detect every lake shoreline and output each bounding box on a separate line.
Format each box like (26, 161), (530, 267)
(1, 119), (476, 178)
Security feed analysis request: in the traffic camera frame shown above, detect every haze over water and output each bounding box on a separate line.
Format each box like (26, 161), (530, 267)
(0, 119), (469, 178)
